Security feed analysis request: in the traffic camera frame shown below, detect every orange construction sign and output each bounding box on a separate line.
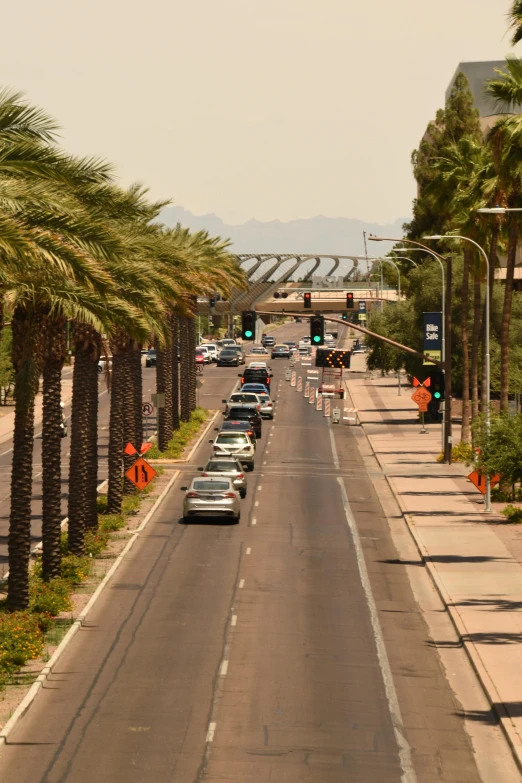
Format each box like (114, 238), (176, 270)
(411, 387), (432, 406)
(467, 470), (500, 495)
(125, 457), (157, 490)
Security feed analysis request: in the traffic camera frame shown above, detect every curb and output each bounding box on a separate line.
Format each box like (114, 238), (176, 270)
(0, 469), (180, 747)
(345, 378), (522, 774)
(147, 410), (220, 466)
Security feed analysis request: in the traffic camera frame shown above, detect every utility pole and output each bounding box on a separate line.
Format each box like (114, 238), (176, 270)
(444, 256), (452, 464)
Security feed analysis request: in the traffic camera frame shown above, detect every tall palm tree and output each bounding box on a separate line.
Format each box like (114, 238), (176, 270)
(509, 1), (522, 45)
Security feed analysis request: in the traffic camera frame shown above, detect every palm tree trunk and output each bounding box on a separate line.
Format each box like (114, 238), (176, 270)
(171, 315), (180, 431)
(471, 277), (481, 421)
(7, 307), (43, 611)
(500, 217), (518, 411)
(68, 325), (100, 552)
(107, 351), (126, 513)
(123, 346), (137, 495)
(41, 316), (66, 580)
(180, 317), (190, 422)
(460, 247), (471, 443)
(188, 313), (197, 412)
(156, 335), (173, 452)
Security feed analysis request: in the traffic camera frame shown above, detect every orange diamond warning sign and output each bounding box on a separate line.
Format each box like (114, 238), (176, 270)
(467, 471), (500, 495)
(125, 457), (157, 490)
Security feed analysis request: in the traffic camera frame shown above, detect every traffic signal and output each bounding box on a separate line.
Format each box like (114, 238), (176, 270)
(209, 295), (216, 308)
(241, 311), (256, 341)
(341, 312), (348, 321)
(426, 368), (445, 421)
(310, 315), (324, 346)
(303, 292), (312, 309)
(346, 292), (354, 309)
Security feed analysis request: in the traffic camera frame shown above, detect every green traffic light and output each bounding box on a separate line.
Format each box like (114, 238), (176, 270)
(313, 335), (321, 343)
(434, 391), (441, 399)
(245, 330), (253, 338)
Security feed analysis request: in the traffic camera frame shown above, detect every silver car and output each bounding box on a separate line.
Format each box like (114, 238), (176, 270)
(210, 432), (255, 470)
(222, 392), (262, 415)
(255, 391), (274, 419)
(198, 458), (247, 498)
(181, 477), (241, 522)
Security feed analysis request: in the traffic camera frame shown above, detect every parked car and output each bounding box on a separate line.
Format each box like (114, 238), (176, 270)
(271, 344), (291, 359)
(198, 458), (247, 498)
(145, 349), (157, 368)
(180, 477), (241, 522)
(225, 406), (262, 438)
(217, 420), (257, 447)
(218, 348), (240, 367)
(210, 432), (255, 470)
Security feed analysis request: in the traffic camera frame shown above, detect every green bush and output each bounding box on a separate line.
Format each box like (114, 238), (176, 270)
(501, 504), (522, 524)
(29, 577), (72, 615)
(147, 408), (209, 459)
(84, 528), (109, 557)
(0, 612), (44, 671)
(60, 554), (91, 584)
(451, 441), (474, 463)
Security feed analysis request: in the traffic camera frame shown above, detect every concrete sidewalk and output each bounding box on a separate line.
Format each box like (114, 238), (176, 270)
(345, 372), (522, 772)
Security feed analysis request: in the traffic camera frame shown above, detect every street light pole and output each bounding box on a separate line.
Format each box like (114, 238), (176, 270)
(369, 236), (446, 451)
(423, 234), (491, 512)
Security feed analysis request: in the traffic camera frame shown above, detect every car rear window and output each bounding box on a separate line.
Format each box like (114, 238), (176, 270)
(193, 480), (230, 491)
(229, 407), (257, 416)
(206, 461), (241, 472)
(216, 433), (249, 443)
(230, 394), (258, 402)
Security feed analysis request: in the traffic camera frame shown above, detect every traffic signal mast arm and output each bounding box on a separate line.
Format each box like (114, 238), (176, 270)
(254, 309), (443, 367)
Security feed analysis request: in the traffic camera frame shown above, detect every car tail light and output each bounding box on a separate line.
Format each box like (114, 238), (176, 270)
(186, 492), (200, 498)
(202, 472), (208, 477)
(237, 473), (244, 479)
(223, 492), (236, 498)
(247, 430), (254, 437)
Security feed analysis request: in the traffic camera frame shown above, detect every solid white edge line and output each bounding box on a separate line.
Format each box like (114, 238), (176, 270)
(239, 579), (245, 589)
(252, 518), (257, 525)
(206, 722), (217, 742)
(231, 615), (237, 626)
(246, 547), (251, 555)
(0, 470), (180, 748)
(336, 477), (416, 783)
(328, 420), (340, 470)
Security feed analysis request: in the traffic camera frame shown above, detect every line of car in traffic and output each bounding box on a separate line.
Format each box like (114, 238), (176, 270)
(180, 363), (275, 523)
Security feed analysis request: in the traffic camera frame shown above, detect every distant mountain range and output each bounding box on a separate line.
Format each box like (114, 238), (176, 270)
(159, 206), (409, 257)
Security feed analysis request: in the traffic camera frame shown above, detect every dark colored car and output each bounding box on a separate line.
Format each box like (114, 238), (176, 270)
(227, 345), (245, 365)
(225, 406), (262, 438)
(218, 349), (240, 367)
(145, 349), (157, 367)
(239, 368), (273, 388)
(217, 420), (257, 446)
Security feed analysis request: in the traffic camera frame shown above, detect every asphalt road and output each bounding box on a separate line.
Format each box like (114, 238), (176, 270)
(0, 365), (158, 573)
(0, 324), (484, 782)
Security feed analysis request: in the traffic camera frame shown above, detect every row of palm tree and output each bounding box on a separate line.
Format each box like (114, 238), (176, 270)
(400, 40), (522, 442)
(0, 89), (245, 610)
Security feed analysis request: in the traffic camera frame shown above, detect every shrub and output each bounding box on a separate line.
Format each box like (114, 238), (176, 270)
(452, 441), (474, 463)
(84, 528), (109, 557)
(29, 577), (72, 615)
(60, 555), (91, 585)
(501, 504), (522, 524)
(0, 612), (44, 670)
(147, 408), (209, 459)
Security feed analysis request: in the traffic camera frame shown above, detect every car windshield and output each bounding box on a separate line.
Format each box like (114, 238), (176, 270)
(206, 461), (241, 472)
(220, 350), (237, 355)
(216, 434), (249, 443)
(193, 480), (230, 491)
(230, 394), (258, 402)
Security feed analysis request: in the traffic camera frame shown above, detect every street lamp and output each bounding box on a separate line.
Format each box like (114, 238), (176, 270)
(423, 233), (491, 512)
(369, 235), (447, 451)
(374, 257), (402, 300)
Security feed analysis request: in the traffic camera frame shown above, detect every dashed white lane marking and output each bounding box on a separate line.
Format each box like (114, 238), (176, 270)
(206, 722), (217, 742)
(255, 500), (259, 507)
(257, 486), (262, 491)
(220, 660), (229, 676)
(252, 517), (257, 525)
(262, 461), (266, 465)
(337, 477), (416, 783)
(239, 579), (245, 589)
(231, 615), (237, 626)
(246, 547), (251, 555)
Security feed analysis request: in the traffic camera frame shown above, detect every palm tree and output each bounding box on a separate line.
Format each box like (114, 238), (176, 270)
(485, 60), (522, 410)
(509, 1), (522, 45)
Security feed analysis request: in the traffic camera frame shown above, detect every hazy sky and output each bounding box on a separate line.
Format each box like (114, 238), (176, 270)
(1, 1), (515, 224)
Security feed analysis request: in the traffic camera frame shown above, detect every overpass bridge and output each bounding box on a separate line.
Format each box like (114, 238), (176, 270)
(197, 253), (398, 316)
